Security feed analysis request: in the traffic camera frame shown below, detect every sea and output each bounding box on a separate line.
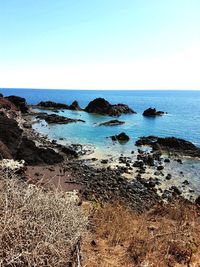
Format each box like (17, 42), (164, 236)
(1, 88), (200, 196)
(1, 89), (200, 147)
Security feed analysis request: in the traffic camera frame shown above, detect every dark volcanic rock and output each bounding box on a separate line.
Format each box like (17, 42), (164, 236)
(16, 137), (63, 165)
(101, 159), (109, 164)
(36, 113), (85, 124)
(0, 112), (63, 165)
(0, 98), (18, 111)
(157, 165), (164, 171)
(69, 101), (82, 111)
(143, 108), (165, 117)
(0, 112), (23, 156)
(170, 186), (182, 195)
(99, 119), (125, 126)
(195, 196), (200, 205)
(0, 141), (12, 159)
(137, 153), (155, 166)
(0, 93), (3, 97)
(85, 98), (135, 117)
(166, 174), (172, 180)
(135, 136), (200, 157)
(133, 160), (144, 168)
(61, 146), (79, 158)
(37, 101), (69, 109)
(5, 95), (29, 113)
(64, 161), (160, 212)
(111, 132), (130, 142)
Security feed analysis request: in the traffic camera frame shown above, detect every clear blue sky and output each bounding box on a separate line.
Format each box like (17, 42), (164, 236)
(0, 0), (200, 89)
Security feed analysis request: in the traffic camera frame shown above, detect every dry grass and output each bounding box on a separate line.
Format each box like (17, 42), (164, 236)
(83, 200), (200, 267)
(1, 166), (200, 267)
(0, 169), (87, 267)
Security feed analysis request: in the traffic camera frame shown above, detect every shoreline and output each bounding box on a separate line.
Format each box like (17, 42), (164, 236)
(27, 108), (200, 200)
(26, 108), (200, 203)
(1, 94), (200, 208)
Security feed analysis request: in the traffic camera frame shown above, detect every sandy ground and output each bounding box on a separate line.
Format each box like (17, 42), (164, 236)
(26, 164), (83, 192)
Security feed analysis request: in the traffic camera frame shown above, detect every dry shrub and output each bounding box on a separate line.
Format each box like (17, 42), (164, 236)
(84, 200), (200, 266)
(0, 169), (87, 267)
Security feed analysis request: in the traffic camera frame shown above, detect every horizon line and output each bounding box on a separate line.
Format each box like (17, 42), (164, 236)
(1, 87), (200, 91)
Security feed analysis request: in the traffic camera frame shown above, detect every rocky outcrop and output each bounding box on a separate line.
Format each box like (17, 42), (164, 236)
(5, 95), (29, 113)
(36, 113), (85, 124)
(16, 137), (63, 165)
(111, 132), (130, 142)
(0, 112), (63, 165)
(0, 112), (23, 156)
(143, 108), (165, 116)
(37, 101), (69, 109)
(99, 119), (125, 126)
(135, 136), (200, 157)
(0, 93), (3, 97)
(0, 97), (18, 112)
(85, 98), (135, 117)
(69, 101), (82, 111)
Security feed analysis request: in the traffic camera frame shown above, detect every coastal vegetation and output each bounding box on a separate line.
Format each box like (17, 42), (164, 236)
(0, 168), (87, 266)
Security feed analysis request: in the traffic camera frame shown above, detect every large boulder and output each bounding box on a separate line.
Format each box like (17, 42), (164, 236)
(37, 101), (69, 109)
(111, 132), (130, 142)
(5, 95), (29, 113)
(135, 136), (200, 157)
(143, 108), (165, 116)
(36, 113), (85, 124)
(69, 101), (82, 111)
(85, 98), (135, 117)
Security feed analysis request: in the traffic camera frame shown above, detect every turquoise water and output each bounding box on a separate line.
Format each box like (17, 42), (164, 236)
(1, 89), (200, 151)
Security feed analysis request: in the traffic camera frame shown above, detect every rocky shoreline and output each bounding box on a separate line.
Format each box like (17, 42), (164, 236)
(1, 94), (200, 211)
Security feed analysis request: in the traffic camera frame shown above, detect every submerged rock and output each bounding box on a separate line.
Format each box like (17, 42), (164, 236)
(36, 113), (85, 124)
(111, 132), (130, 142)
(85, 97), (135, 117)
(135, 136), (200, 157)
(99, 119), (125, 126)
(37, 101), (69, 109)
(143, 108), (165, 116)
(5, 95), (29, 113)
